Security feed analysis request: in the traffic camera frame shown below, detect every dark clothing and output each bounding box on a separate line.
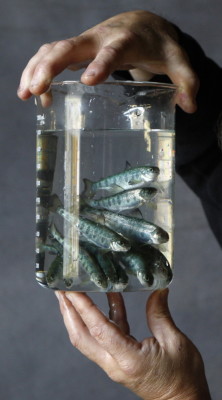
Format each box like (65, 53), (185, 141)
(113, 29), (222, 247)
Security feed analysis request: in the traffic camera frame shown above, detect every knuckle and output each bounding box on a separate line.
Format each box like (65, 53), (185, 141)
(107, 369), (125, 383)
(54, 38), (76, 52)
(34, 60), (53, 75)
(39, 42), (53, 53)
(118, 29), (138, 44)
(69, 331), (82, 348)
(120, 361), (140, 377)
(89, 323), (106, 341)
(103, 44), (120, 59)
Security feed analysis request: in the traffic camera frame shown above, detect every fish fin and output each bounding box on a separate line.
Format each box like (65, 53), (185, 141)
(125, 160), (132, 170)
(82, 178), (94, 199)
(129, 208), (143, 219)
(128, 178), (142, 186)
(107, 184), (124, 194)
(150, 243), (167, 253)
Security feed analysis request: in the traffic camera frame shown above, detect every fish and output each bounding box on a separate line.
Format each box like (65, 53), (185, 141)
(49, 194), (131, 252)
(82, 208), (169, 245)
(46, 255), (63, 285)
(48, 223), (108, 289)
(85, 187), (157, 212)
(116, 245), (172, 289)
(47, 224), (74, 288)
(81, 243), (128, 291)
(78, 217), (131, 252)
(83, 163), (159, 197)
(79, 246), (108, 289)
(114, 262), (129, 291)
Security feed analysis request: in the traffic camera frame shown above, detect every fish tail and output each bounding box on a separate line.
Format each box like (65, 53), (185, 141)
(82, 178), (95, 199)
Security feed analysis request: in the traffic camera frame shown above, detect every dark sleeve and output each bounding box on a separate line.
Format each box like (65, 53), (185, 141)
(113, 29), (222, 246)
(173, 29), (222, 247)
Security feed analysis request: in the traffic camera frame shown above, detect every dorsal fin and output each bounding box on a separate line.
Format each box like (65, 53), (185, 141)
(125, 160), (132, 170)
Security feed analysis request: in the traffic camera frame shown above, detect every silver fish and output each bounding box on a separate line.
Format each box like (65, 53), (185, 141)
(81, 243), (118, 284)
(48, 223), (107, 289)
(81, 243), (128, 291)
(117, 245), (172, 289)
(79, 246), (108, 289)
(49, 194), (131, 252)
(114, 262), (129, 291)
(78, 217), (131, 252)
(85, 187), (157, 212)
(47, 224), (74, 288)
(46, 255), (63, 285)
(83, 164), (159, 197)
(82, 208), (169, 245)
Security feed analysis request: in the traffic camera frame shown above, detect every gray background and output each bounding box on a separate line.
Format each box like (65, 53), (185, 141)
(1, 1), (222, 399)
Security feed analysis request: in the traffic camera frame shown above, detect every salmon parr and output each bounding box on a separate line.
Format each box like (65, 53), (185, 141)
(83, 165), (159, 197)
(82, 208), (169, 245)
(49, 194), (131, 252)
(85, 187), (157, 212)
(117, 245), (172, 289)
(78, 217), (131, 252)
(79, 246), (108, 289)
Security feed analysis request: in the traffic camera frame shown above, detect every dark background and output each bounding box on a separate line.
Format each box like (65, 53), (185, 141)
(1, 1), (222, 399)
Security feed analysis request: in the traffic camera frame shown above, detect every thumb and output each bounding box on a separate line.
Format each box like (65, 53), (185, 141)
(146, 289), (181, 347)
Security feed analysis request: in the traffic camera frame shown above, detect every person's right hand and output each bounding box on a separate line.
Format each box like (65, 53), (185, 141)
(17, 10), (199, 113)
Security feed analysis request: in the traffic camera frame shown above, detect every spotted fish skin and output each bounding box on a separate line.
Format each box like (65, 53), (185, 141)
(117, 250), (154, 287)
(86, 187), (157, 212)
(82, 208), (169, 245)
(81, 243), (128, 291)
(78, 217), (131, 252)
(81, 243), (119, 285)
(83, 165), (159, 197)
(49, 194), (131, 252)
(56, 208), (131, 252)
(117, 245), (172, 289)
(79, 246), (108, 289)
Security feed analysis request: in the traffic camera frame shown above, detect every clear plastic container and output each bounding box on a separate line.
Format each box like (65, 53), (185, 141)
(35, 81), (176, 292)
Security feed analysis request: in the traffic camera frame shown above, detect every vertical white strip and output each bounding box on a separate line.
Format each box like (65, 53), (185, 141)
(63, 95), (82, 280)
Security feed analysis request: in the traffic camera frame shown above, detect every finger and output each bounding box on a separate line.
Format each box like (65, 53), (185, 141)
(106, 292), (130, 334)
(164, 45), (199, 113)
(18, 35), (97, 98)
(81, 42), (131, 85)
(65, 292), (140, 362)
(55, 291), (110, 367)
(17, 42), (57, 100)
(146, 289), (181, 349)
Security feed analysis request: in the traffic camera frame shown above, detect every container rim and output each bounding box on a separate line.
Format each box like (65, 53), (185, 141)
(50, 80), (177, 90)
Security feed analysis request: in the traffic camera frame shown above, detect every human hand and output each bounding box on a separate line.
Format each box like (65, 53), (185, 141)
(55, 289), (211, 400)
(17, 10), (199, 113)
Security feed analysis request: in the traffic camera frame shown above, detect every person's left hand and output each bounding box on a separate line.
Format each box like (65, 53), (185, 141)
(55, 289), (211, 400)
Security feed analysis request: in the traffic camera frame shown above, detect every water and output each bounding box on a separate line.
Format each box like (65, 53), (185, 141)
(35, 128), (175, 292)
